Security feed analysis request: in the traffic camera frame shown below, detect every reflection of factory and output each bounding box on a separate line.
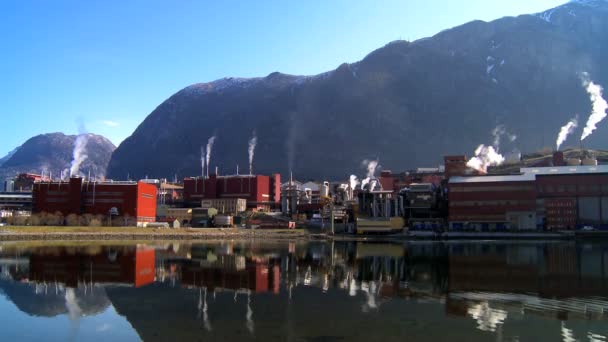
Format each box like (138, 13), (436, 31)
(32, 177), (157, 224)
(1, 241), (607, 340)
(183, 173), (281, 211)
(28, 246), (156, 288)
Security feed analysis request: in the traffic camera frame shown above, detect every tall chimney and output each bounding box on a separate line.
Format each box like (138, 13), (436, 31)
(553, 151), (565, 167)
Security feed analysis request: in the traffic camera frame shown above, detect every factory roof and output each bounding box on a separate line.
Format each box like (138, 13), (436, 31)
(520, 165), (608, 175)
(449, 173), (535, 184)
(0, 193), (33, 199)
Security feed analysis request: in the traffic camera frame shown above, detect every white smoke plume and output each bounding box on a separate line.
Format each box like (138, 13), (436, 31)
(580, 73), (608, 141)
(248, 131), (257, 175)
(491, 125), (516, 152)
(69, 124), (89, 177)
(556, 116), (579, 150)
(347, 175), (359, 201)
(466, 144), (505, 173)
(364, 159), (378, 179)
(200, 146), (205, 177)
(349, 175), (359, 190)
(205, 135), (216, 177)
(360, 159), (379, 191)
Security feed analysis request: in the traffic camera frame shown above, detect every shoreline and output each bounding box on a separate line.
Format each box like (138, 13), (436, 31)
(1, 229), (605, 242)
(0, 228), (311, 242)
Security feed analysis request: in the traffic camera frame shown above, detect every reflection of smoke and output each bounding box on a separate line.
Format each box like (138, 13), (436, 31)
(198, 288), (212, 331)
(556, 116), (578, 150)
(246, 292), (254, 335)
(65, 288), (82, 320)
(70, 123), (89, 177)
(466, 145), (505, 173)
(205, 135), (216, 177)
(467, 301), (507, 332)
(65, 288), (82, 340)
(248, 131), (257, 175)
(361, 281), (379, 313)
(580, 73), (608, 141)
(561, 321), (576, 342)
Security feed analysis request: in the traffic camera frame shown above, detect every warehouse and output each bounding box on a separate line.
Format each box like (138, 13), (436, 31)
(524, 165), (608, 230)
(447, 153), (608, 230)
(183, 174), (281, 211)
(32, 177), (157, 225)
(448, 173), (537, 230)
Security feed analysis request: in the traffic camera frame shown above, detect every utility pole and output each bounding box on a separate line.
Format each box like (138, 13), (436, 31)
(330, 201), (335, 235)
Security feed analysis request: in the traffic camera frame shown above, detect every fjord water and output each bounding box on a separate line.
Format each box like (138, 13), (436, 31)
(0, 240), (607, 342)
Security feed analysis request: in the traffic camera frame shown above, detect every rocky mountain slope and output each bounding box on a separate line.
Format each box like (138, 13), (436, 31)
(0, 133), (116, 181)
(108, 0), (608, 180)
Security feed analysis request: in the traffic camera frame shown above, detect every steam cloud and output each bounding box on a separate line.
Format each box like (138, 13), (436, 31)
(248, 131), (257, 175)
(205, 135), (216, 177)
(360, 159), (379, 191)
(466, 144), (505, 173)
(69, 122), (89, 177)
(580, 73), (608, 141)
(491, 125), (516, 152)
(346, 174), (359, 201)
(349, 175), (359, 190)
(556, 116), (578, 150)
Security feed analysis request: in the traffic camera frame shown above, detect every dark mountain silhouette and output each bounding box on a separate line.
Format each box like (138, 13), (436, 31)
(108, 0), (608, 180)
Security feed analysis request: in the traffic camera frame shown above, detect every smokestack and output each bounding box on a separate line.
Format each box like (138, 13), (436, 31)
(236, 164), (239, 175)
(215, 166), (218, 176)
(553, 151), (565, 167)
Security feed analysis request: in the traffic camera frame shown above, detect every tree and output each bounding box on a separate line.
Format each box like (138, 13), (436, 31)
(66, 214), (80, 226)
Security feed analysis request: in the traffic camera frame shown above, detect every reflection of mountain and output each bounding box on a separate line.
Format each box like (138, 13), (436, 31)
(106, 281), (483, 342)
(0, 278), (110, 317)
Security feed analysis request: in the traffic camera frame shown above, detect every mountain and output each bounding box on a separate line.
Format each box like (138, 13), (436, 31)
(108, 0), (608, 180)
(0, 133), (116, 181)
(0, 147), (19, 167)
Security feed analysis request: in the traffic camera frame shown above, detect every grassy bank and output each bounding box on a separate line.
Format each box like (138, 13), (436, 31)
(0, 226), (310, 241)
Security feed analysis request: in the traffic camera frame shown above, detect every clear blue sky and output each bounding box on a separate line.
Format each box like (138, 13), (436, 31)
(0, 0), (567, 156)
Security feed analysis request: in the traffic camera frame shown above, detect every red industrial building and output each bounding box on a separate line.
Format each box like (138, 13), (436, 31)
(183, 174), (281, 210)
(32, 177), (157, 224)
(448, 174), (537, 230)
(447, 152), (608, 230)
(524, 165), (608, 230)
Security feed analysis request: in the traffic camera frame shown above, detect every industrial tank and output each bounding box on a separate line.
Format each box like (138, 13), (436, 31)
(214, 215), (233, 227)
(566, 158), (582, 166)
(582, 158), (598, 166)
(321, 182), (330, 197)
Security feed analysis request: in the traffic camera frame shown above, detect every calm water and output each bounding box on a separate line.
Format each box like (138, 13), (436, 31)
(0, 240), (607, 341)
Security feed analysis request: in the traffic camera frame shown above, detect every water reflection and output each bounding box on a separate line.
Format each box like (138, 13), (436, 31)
(0, 240), (607, 341)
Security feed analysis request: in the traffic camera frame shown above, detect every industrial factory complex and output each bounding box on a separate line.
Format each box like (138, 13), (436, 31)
(2, 148), (608, 234)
